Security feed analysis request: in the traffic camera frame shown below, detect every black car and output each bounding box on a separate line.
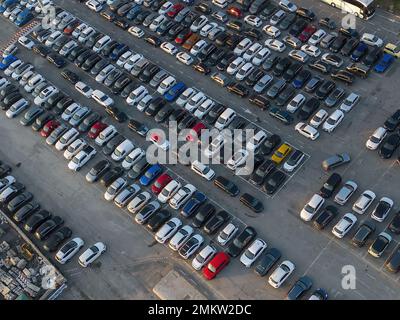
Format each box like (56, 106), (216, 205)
(43, 226), (72, 252)
(157, 20), (176, 36)
(386, 246), (400, 273)
(330, 35), (347, 53)
(0, 182), (25, 204)
(67, 45), (86, 62)
(46, 52), (66, 68)
(287, 276), (313, 300)
(128, 157), (150, 180)
(254, 248), (281, 276)
(289, 19), (307, 37)
(351, 221), (376, 247)
(155, 105), (175, 123)
(54, 97), (74, 115)
(309, 60), (332, 74)
(197, 44), (217, 62)
(0, 92), (22, 110)
(0, 85), (18, 98)
(78, 112), (101, 132)
(249, 160), (275, 186)
(81, 54), (101, 71)
(145, 35), (161, 47)
(178, 114), (196, 131)
(379, 134), (400, 159)
(204, 104), (225, 125)
(103, 134), (125, 155)
(226, 33), (243, 49)
(226, 82), (249, 97)
(319, 17), (336, 30)
(34, 216), (64, 240)
(215, 32), (230, 47)
(100, 167), (124, 187)
(259, 134), (281, 156)
(245, 69), (265, 87)
(239, 193), (264, 213)
(341, 37), (359, 56)
(315, 80), (336, 100)
(283, 62), (302, 82)
(319, 173), (342, 198)
(86, 160), (111, 183)
(192, 204), (216, 228)
(133, 10), (151, 25)
(273, 57), (291, 77)
(167, 24), (185, 40)
(167, 109), (187, 126)
(33, 44), (51, 57)
(266, 79), (286, 99)
(104, 69), (123, 87)
(297, 98), (319, 121)
(369, 233), (392, 257)
(269, 107), (294, 125)
(32, 112), (55, 131)
(0, 164), (11, 179)
(276, 87), (295, 106)
(145, 97), (165, 117)
(363, 47), (382, 67)
(203, 210), (230, 235)
(313, 205), (338, 230)
(24, 210), (52, 233)
(227, 226), (257, 257)
(61, 69), (80, 84)
(146, 210), (172, 232)
(244, 28), (263, 40)
(128, 119), (149, 137)
(279, 13), (297, 30)
(90, 58), (109, 76)
(139, 64), (160, 83)
(7, 191), (33, 213)
(296, 8), (315, 21)
(192, 62), (211, 75)
(44, 92), (65, 111)
(263, 170), (286, 195)
(101, 40), (119, 57)
(227, 116), (246, 130)
(217, 52), (236, 71)
(214, 176), (239, 197)
(106, 106), (127, 123)
(13, 202), (40, 223)
(389, 212), (400, 234)
(248, 94), (270, 110)
(384, 109), (400, 131)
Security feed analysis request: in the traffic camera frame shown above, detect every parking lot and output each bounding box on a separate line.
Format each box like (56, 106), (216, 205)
(0, 0), (400, 300)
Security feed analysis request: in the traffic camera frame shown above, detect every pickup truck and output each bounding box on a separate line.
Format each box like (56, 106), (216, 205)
(68, 145), (97, 171)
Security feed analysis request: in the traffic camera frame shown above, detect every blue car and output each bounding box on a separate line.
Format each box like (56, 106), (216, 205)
(181, 191), (207, 217)
(0, 55), (17, 70)
(374, 53), (394, 73)
(351, 43), (368, 62)
(0, 0), (18, 14)
(164, 82), (187, 102)
(15, 9), (34, 27)
(110, 44), (129, 61)
(139, 164), (163, 186)
(126, 5), (141, 20)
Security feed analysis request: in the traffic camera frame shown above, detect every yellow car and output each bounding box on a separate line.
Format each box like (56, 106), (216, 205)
(384, 43), (400, 58)
(271, 143), (292, 164)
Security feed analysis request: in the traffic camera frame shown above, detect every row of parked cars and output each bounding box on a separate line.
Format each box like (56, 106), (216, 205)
(299, 171), (400, 273)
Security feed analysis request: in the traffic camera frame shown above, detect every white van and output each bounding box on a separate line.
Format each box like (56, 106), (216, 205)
(111, 139), (135, 162)
(93, 35), (111, 53)
(215, 108), (236, 130)
(157, 76), (176, 95)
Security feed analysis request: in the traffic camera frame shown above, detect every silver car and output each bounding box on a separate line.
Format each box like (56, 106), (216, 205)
(253, 74), (273, 93)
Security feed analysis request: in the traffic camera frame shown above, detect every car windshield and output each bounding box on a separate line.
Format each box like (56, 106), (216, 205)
(370, 136), (381, 143)
(304, 204), (315, 213)
(245, 250), (255, 260)
(327, 118), (336, 125)
(72, 157), (80, 164)
(90, 246), (99, 253)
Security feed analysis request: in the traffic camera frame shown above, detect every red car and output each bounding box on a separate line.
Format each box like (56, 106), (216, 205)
(202, 252), (230, 280)
(151, 173), (173, 194)
(88, 122), (107, 139)
(186, 122), (206, 142)
(64, 20), (80, 35)
(226, 6), (242, 18)
(298, 25), (317, 43)
(167, 3), (184, 18)
(175, 29), (192, 45)
(40, 120), (60, 138)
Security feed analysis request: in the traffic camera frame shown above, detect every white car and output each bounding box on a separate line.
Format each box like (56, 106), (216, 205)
(279, 0), (297, 12)
(127, 85), (148, 105)
(190, 15), (208, 33)
(286, 94), (306, 113)
(0, 176), (16, 193)
(339, 92), (360, 113)
(55, 128), (79, 151)
(252, 47), (270, 66)
(19, 71), (35, 86)
(111, 139), (135, 162)
(366, 127), (387, 150)
(161, 42), (178, 55)
(86, 0), (104, 12)
(308, 29), (327, 45)
(288, 49), (309, 63)
(332, 213), (357, 238)
(149, 14), (167, 32)
(176, 88), (196, 107)
(235, 62), (254, 81)
(45, 30), (63, 47)
(192, 245), (217, 271)
(158, 1), (173, 14)
(234, 38), (253, 56)
(121, 148), (145, 170)
(200, 22), (218, 37)
(155, 217), (182, 244)
(95, 64), (115, 83)
(321, 53), (344, 67)
(246, 131), (267, 151)
(128, 26), (145, 38)
(104, 177), (127, 201)
(72, 22), (88, 38)
(116, 51), (133, 67)
(135, 201), (161, 224)
(217, 223), (238, 245)
(190, 39), (208, 56)
(265, 39), (286, 52)
(194, 99), (215, 119)
(61, 103), (82, 122)
(63, 138), (86, 160)
(114, 184), (141, 208)
(204, 134), (225, 158)
(178, 234), (204, 259)
(157, 76), (176, 95)
(227, 149), (249, 170)
(18, 36), (35, 50)
(176, 52), (194, 65)
(334, 180), (358, 206)
(78, 242), (106, 267)
(309, 109), (328, 128)
(158, 180), (182, 203)
(169, 184), (197, 210)
(33, 85), (58, 106)
(240, 238), (267, 267)
(149, 132), (170, 151)
(127, 191), (151, 214)
(75, 81), (93, 98)
(361, 33), (383, 47)
(295, 122), (320, 140)
(95, 125), (117, 146)
(263, 25), (281, 38)
(92, 89), (114, 107)
(67, 146), (97, 171)
(243, 43), (262, 62)
(268, 260), (295, 288)
(169, 225), (194, 251)
(5, 99), (29, 118)
(244, 15), (262, 27)
(190, 161), (215, 181)
(227, 57), (245, 75)
(301, 44), (321, 57)
(371, 197), (394, 222)
(185, 91), (206, 112)
(123, 53), (143, 71)
(300, 194), (325, 221)
(352, 190), (376, 214)
(59, 40), (78, 57)
(0, 77), (9, 90)
(322, 110), (345, 133)
(55, 237), (84, 264)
